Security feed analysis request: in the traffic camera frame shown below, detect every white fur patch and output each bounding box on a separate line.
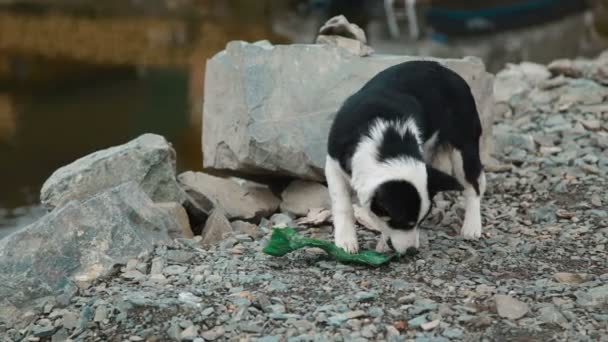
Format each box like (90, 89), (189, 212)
(350, 118), (430, 224)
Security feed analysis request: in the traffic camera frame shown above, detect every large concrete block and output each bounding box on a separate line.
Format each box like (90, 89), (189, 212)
(203, 41), (495, 181)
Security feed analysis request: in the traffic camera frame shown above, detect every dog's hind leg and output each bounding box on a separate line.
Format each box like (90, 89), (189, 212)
(325, 156), (359, 253)
(451, 143), (486, 239)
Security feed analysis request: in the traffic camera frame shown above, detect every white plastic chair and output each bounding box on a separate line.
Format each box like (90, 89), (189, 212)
(384, 0), (420, 39)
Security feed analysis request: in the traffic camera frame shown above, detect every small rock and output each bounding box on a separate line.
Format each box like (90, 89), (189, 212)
(239, 323), (263, 333)
(179, 292), (202, 305)
(555, 210), (576, 219)
(346, 310), (366, 319)
(385, 325), (400, 338)
(257, 336), (280, 342)
(408, 315), (427, 328)
(318, 14), (368, 43)
(93, 305), (107, 322)
(201, 326), (224, 340)
(121, 270), (145, 281)
(155, 202), (194, 238)
(538, 305), (568, 326)
(581, 119), (601, 131)
(200, 208), (234, 246)
(554, 272), (591, 284)
(420, 319), (440, 331)
(576, 284), (608, 307)
(163, 265), (188, 275)
(166, 250), (195, 263)
(61, 312), (78, 330)
(230, 221), (260, 238)
(51, 329), (69, 342)
(495, 132), (536, 152)
(398, 294), (416, 304)
(181, 325), (199, 340)
(443, 328), (464, 339)
(361, 324), (377, 338)
(355, 291), (376, 302)
(495, 295), (529, 320)
(280, 180), (331, 216)
(32, 325), (56, 338)
(294, 207), (332, 226)
(269, 280), (288, 292)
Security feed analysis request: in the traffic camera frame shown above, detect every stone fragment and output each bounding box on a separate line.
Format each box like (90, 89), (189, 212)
(420, 319), (440, 331)
(203, 41), (495, 180)
(316, 35), (374, 57)
(180, 325), (198, 340)
(495, 131), (536, 152)
(407, 315), (427, 328)
(295, 207), (332, 225)
(575, 284), (608, 307)
(200, 209), (233, 246)
(554, 272), (591, 284)
(318, 14), (367, 43)
(40, 133), (186, 210)
(230, 221), (260, 238)
(538, 305), (568, 326)
(201, 326), (224, 341)
(0, 182), (175, 324)
(280, 180), (331, 216)
(494, 295), (529, 320)
(155, 202), (193, 238)
(178, 172), (279, 222)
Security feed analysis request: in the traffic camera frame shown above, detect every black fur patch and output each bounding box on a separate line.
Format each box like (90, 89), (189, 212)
(377, 127), (422, 162)
(371, 180), (420, 230)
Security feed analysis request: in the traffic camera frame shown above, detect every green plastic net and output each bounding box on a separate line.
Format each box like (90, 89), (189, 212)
(262, 227), (396, 267)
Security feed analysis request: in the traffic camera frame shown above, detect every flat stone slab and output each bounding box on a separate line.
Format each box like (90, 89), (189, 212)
(203, 40), (495, 181)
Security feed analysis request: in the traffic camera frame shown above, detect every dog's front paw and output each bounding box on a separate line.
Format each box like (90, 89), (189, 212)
(461, 218), (482, 240)
(335, 232), (359, 254)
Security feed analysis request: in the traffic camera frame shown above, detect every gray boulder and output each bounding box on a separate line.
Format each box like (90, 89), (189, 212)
(40, 133), (186, 210)
(0, 182), (177, 323)
(203, 41), (495, 181)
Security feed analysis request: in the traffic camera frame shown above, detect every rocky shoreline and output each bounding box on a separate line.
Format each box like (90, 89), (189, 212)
(1, 34), (607, 341)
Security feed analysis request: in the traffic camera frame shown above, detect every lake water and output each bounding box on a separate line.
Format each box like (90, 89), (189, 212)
(0, 2), (286, 237)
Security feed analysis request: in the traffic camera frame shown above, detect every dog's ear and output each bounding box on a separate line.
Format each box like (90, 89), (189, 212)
(426, 165), (463, 197)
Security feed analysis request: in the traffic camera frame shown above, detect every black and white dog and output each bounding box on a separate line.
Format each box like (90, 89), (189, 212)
(325, 60), (486, 254)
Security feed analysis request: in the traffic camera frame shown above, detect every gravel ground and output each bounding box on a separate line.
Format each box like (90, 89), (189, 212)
(3, 66), (608, 342)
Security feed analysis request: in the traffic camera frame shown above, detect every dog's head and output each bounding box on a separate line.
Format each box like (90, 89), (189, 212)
(370, 165), (462, 252)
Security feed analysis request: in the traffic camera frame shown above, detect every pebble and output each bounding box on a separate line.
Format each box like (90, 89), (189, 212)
(538, 305), (568, 326)
(355, 291), (377, 302)
(443, 328), (464, 339)
(181, 325), (199, 340)
(163, 265), (188, 275)
(495, 295), (529, 320)
(420, 319), (440, 331)
(201, 327), (224, 341)
(408, 315), (428, 328)
(553, 272), (590, 284)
